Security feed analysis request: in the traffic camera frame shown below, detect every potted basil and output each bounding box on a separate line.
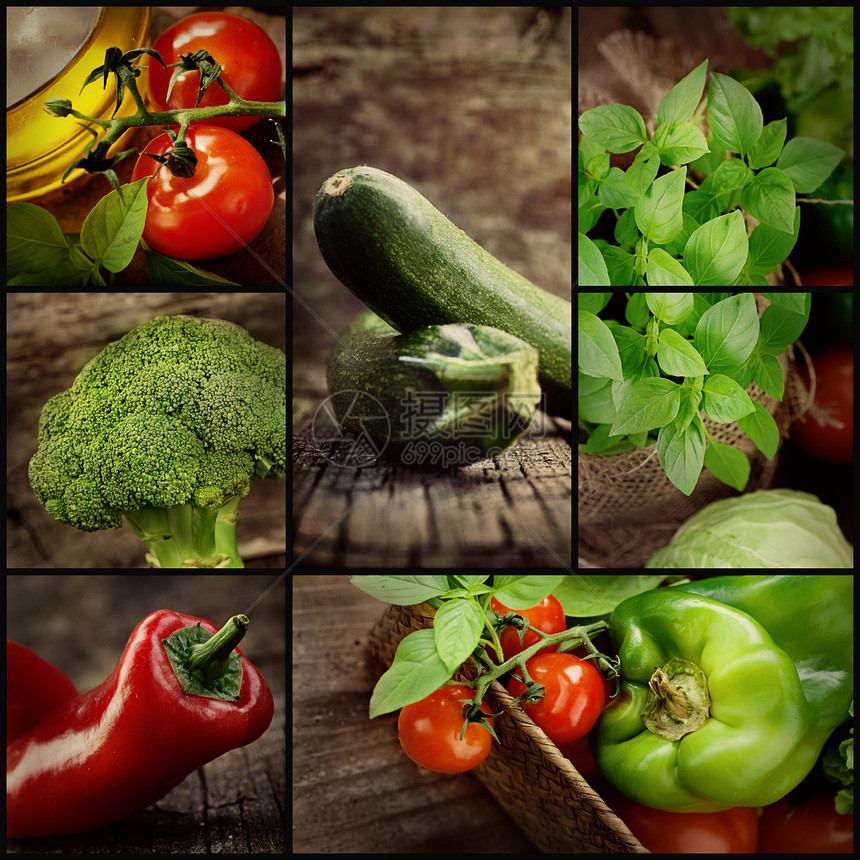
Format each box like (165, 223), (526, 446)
(578, 291), (810, 567)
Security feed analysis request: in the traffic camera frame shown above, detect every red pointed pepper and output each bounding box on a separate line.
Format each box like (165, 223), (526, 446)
(6, 640), (79, 744)
(7, 610), (274, 838)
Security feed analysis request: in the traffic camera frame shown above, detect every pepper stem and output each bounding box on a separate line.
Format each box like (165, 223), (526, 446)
(641, 657), (711, 741)
(187, 615), (249, 685)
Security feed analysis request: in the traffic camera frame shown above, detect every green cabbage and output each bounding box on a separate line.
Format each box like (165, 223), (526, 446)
(646, 490), (854, 568)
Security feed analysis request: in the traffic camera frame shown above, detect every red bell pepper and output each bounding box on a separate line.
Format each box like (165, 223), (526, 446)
(7, 640), (79, 744)
(7, 610), (274, 838)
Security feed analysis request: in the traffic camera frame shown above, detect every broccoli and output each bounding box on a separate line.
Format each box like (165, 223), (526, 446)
(28, 315), (286, 569)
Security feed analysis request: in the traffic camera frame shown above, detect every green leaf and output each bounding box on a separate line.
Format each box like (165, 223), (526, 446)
(657, 329), (709, 377)
(704, 438), (750, 491)
(644, 249), (694, 286)
(758, 299), (810, 353)
(645, 293), (694, 324)
(707, 72), (763, 157)
(675, 383), (703, 431)
(740, 167), (796, 233)
(737, 400), (779, 459)
(657, 59), (708, 125)
(6, 202), (90, 285)
(625, 147), (661, 197)
(635, 167), (686, 244)
(369, 629), (451, 718)
(656, 121), (710, 166)
(657, 416), (706, 495)
(80, 179), (149, 274)
(750, 351), (784, 400)
(683, 210), (749, 286)
(706, 158), (754, 193)
(433, 599), (485, 673)
(492, 575), (566, 608)
(747, 208), (800, 275)
(578, 293), (611, 313)
(702, 374), (756, 422)
(578, 104), (648, 153)
(610, 377), (681, 435)
(599, 167), (641, 209)
(760, 292), (810, 315)
(748, 118), (787, 170)
(578, 310), (623, 380)
(579, 232), (610, 286)
(350, 574), (450, 605)
(694, 293), (759, 374)
(777, 136), (845, 193)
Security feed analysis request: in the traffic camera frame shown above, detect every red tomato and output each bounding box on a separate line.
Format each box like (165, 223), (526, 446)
(506, 653), (605, 746)
(607, 789), (759, 853)
(397, 684), (493, 774)
(758, 794), (853, 853)
(489, 595), (566, 663)
(791, 346), (853, 464)
(800, 267), (854, 286)
(131, 125), (274, 261)
(147, 12), (282, 133)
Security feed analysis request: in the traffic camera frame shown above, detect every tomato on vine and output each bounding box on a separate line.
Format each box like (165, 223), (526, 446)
(147, 12), (283, 133)
(489, 595), (566, 663)
(507, 653), (605, 746)
(131, 125), (274, 261)
(397, 684), (494, 774)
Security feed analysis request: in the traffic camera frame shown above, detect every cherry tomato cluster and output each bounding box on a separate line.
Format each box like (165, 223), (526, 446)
(396, 595), (606, 774)
(132, 12), (281, 261)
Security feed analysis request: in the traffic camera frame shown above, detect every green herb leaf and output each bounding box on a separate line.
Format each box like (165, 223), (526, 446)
(657, 329), (709, 377)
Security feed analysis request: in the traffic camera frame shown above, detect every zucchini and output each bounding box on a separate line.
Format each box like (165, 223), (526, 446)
(314, 166), (571, 415)
(327, 308), (541, 464)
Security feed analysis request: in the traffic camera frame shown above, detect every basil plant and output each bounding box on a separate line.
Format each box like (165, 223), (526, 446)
(578, 292), (810, 495)
(578, 59), (845, 286)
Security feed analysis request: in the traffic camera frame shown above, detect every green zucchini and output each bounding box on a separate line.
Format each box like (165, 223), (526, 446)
(314, 166), (571, 416)
(327, 308), (541, 464)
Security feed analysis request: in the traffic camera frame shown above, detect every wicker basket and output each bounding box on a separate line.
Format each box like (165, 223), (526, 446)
(368, 603), (648, 853)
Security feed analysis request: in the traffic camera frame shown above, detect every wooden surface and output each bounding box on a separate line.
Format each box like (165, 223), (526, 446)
(293, 410), (572, 568)
(292, 8), (572, 568)
(292, 574), (535, 854)
(7, 574), (286, 853)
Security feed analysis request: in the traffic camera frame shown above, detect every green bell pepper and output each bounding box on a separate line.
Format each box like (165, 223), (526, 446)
(591, 590), (815, 812)
(676, 574), (853, 755)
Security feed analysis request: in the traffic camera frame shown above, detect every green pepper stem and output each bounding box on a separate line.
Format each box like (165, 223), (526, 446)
(187, 615), (249, 684)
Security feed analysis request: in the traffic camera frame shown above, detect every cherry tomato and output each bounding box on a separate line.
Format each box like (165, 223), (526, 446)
(397, 684), (493, 774)
(506, 653), (605, 746)
(791, 346), (853, 464)
(758, 793), (853, 853)
(131, 125), (274, 261)
(489, 595), (566, 663)
(147, 12), (282, 133)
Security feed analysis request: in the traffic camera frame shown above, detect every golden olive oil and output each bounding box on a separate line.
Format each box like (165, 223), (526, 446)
(6, 7), (150, 201)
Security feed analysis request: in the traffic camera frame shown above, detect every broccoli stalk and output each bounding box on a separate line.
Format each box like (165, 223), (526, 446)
(124, 497), (243, 569)
(28, 315), (286, 569)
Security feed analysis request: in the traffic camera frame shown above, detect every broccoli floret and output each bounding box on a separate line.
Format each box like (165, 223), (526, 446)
(28, 315), (286, 568)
